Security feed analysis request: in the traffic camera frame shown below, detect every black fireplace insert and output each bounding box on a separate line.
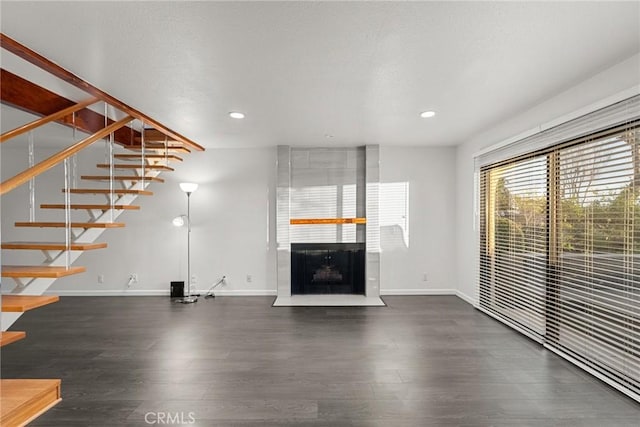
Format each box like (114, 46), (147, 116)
(291, 243), (365, 295)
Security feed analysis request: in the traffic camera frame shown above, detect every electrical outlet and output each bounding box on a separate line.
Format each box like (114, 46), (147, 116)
(422, 273), (428, 282)
(98, 274), (105, 284)
(191, 275), (198, 284)
(246, 274), (252, 283)
(130, 273), (138, 283)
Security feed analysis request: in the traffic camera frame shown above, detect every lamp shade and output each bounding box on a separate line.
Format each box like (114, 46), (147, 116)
(179, 182), (198, 193)
(172, 215), (187, 227)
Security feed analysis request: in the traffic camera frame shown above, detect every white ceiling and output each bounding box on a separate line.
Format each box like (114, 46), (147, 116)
(1, 1), (639, 149)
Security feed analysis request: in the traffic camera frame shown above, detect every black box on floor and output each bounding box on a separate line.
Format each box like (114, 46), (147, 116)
(170, 281), (184, 298)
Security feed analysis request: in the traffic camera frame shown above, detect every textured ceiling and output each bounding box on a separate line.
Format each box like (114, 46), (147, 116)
(1, 1), (639, 148)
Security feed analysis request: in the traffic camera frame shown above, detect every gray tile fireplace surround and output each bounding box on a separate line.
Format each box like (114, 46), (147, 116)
(275, 145), (381, 305)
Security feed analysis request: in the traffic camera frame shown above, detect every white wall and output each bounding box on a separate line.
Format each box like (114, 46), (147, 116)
(10, 46), (632, 301)
(1, 145), (278, 295)
(379, 146), (457, 295)
(455, 53), (640, 305)
(1, 143), (458, 296)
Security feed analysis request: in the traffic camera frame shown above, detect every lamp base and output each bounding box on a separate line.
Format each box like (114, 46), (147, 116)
(176, 296), (198, 304)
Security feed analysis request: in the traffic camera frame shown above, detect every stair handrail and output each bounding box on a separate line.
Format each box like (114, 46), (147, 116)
(0, 116), (133, 195)
(1, 33), (204, 152)
(0, 97), (99, 143)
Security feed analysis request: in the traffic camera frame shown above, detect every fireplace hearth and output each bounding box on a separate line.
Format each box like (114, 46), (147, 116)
(291, 243), (365, 295)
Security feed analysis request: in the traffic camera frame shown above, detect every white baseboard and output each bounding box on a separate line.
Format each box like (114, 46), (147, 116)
(45, 288), (467, 300)
(203, 289), (277, 296)
(44, 289), (277, 297)
(44, 290), (169, 296)
(380, 288), (456, 296)
(455, 290), (478, 306)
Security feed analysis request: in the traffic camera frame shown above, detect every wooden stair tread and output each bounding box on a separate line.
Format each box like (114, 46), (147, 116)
(81, 175), (164, 183)
(96, 163), (174, 171)
(0, 331), (26, 347)
(127, 144), (190, 153)
(2, 265), (86, 278)
(62, 188), (153, 195)
(136, 129), (181, 142)
(15, 222), (125, 228)
(0, 379), (61, 426)
(41, 203), (141, 210)
(1, 295), (59, 312)
(2, 241), (107, 251)
(114, 154), (183, 162)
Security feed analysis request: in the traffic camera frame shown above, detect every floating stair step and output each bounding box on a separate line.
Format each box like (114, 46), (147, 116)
(0, 379), (61, 426)
(127, 144), (190, 153)
(135, 129), (180, 142)
(81, 175), (164, 183)
(41, 203), (141, 210)
(2, 241), (107, 251)
(96, 163), (174, 171)
(1, 295), (59, 312)
(62, 188), (153, 195)
(114, 154), (182, 162)
(15, 221), (125, 229)
(2, 265), (86, 278)
(0, 331), (26, 347)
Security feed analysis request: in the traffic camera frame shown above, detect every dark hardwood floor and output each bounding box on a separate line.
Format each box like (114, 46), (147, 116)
(1, 296), (638, 426)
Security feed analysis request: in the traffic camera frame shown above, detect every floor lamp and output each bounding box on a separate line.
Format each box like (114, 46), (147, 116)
(176, 182), (198, 304)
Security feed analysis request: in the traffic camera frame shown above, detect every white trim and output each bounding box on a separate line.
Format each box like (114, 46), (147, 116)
(44, 289), (277, 297)
(273, 295), (385, 307)
(455, 290), (477, 306)
(380, 288), (456, 296)
(473, 85), (640, 158)
(204, 289), (277, 296)
(44, 290), (169, 296)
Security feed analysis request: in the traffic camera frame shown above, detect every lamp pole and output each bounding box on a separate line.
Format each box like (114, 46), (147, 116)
(178, 182), (198, 304)
(186, 190), (192, 299)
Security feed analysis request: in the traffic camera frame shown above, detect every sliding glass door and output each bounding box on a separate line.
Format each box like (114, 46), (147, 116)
(480, 156), (548, 340)
(551, 128), (640, 396)
(479, 123), (640, 399)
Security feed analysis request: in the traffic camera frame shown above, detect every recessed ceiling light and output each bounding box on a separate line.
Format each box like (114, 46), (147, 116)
(420, 111), (436, 118)
(229, 112), (245, 119)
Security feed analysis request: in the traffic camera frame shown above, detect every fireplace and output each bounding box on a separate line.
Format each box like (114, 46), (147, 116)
(291, 243), (365, 295)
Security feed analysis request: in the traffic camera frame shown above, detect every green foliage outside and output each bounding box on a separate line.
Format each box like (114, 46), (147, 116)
(493, 177), (639, 255)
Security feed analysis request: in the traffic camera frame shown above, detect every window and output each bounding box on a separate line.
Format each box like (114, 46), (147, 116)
(551, 128), (639, 396)
(480, 157), (547, 338)
(478, 97), (640, 401)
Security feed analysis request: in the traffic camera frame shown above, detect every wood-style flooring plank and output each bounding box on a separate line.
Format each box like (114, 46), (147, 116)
(1, 296), (637, 426)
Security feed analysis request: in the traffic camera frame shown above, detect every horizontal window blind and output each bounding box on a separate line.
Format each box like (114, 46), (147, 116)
(479, 156), (548, 340)
(478, 94), (640, 402)
(476, 95), (640, 169)
(549, 127), (639, 398)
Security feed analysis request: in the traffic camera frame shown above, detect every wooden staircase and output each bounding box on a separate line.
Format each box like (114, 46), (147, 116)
(80, 176), (164, 183)
(0, 137), (190, 426)
(2, 242), (108, 250)
(0, 33), (204, 426)
(0, 297), (61, 426)
(2, 265), (86, 278)
(0, 379), (61, 426)
(0, 331), (27, 347)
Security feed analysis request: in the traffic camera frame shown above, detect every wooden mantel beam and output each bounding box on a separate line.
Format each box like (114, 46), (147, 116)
(1, 33), (204, 151)
(1, 69), (138, 146)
